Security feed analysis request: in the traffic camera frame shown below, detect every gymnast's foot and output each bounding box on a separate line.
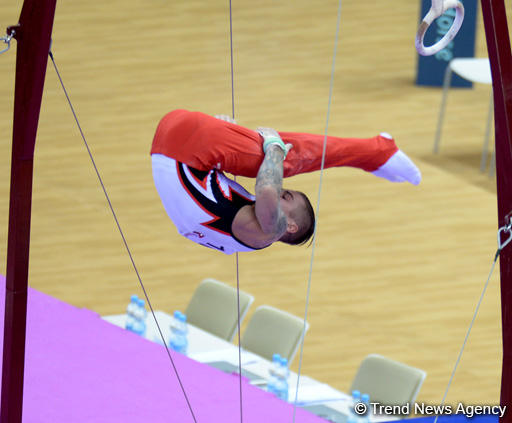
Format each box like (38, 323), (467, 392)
(371, 133), (422, 185)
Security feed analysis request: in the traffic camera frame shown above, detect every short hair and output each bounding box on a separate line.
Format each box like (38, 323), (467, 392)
(281, 191), (315, 246)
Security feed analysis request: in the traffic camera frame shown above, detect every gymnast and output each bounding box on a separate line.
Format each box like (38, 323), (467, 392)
(151, 109), (421, 254)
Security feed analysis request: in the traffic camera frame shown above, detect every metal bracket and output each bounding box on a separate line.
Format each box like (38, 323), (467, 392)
(498, 221), (512, 251)
(0, 25), (19, 55)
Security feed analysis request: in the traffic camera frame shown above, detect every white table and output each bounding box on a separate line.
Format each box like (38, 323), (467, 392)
(102, 312), (395, 422)
(103, 311), (261, 363)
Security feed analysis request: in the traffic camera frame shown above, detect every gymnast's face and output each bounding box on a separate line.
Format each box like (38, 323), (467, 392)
(280, 189), (305, 226)
(278, 189), (315, 245)
(279, 189), (315, 246)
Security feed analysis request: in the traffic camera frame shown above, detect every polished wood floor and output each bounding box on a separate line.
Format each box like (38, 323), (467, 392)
(0, 0), (510, 413)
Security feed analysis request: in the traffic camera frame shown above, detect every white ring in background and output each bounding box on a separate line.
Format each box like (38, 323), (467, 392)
(415, 0), (465, 56)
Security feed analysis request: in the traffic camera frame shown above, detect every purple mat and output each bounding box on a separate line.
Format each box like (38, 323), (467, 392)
(0, 276), (325, 422)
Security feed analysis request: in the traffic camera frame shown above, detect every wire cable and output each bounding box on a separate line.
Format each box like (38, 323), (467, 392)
(49, 49), (198, 423)
(292, 0), (343, 421)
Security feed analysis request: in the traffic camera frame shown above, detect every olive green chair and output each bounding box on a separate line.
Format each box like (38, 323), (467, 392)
(241, 305), (308, 364)
(185, 278), (254, 341)
(350, 354), (426, 416)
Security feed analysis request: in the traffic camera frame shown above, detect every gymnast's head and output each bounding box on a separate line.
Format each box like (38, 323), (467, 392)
(278, 189), (315, 246)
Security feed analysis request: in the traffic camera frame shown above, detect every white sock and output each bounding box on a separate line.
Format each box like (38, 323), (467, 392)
(371, 150), (422, 185)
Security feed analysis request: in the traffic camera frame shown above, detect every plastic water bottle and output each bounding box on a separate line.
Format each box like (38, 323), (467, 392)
(267, 353), (281, 395)
(181, 312), (189, 354)
(177, 311), (188, 354)
(360, 393), (370, 423)
(132, 298), (147, 336)
(131, 298), (142, 335)
(169, 311), (188, 354)
(275, 357), (289, 401)
(125, 294), (138, 331)
(347, 390), (361, 423)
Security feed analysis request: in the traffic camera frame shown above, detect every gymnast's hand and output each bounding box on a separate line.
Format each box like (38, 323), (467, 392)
(256, 127), (293, 158)
(214, 114), (237, 124)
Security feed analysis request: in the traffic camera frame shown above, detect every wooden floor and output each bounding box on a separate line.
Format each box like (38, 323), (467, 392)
(0, 0), (510, 413)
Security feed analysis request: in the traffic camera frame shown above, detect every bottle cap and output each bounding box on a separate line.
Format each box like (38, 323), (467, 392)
(272, 353), (281, 362)
(352, 390), (361, 399)
(130, 294), (138, 302)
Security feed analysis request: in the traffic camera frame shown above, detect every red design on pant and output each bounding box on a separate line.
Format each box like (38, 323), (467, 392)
(150, 109), (398, 178)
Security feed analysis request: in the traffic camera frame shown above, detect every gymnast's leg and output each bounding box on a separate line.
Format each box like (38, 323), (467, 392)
(151, 109), (263, 173)
(150, 109), (421, 184)
(279, 131), (421, 184)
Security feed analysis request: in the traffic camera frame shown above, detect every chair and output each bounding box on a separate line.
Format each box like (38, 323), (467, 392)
(240, 305), (308, 364)
(350, 354), (426, 414)
(433, 57), (494, 173)
(185, 278), (254, 342)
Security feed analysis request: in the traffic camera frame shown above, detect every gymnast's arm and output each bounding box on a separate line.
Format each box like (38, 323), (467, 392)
(254, 144), (287, 238)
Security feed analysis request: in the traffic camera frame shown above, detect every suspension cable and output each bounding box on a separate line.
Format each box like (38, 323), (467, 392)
(292, 0), (343, 421)
(48, 47), (198, 423)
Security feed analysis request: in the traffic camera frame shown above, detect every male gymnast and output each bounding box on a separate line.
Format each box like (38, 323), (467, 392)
(151, 109), (421, 254)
